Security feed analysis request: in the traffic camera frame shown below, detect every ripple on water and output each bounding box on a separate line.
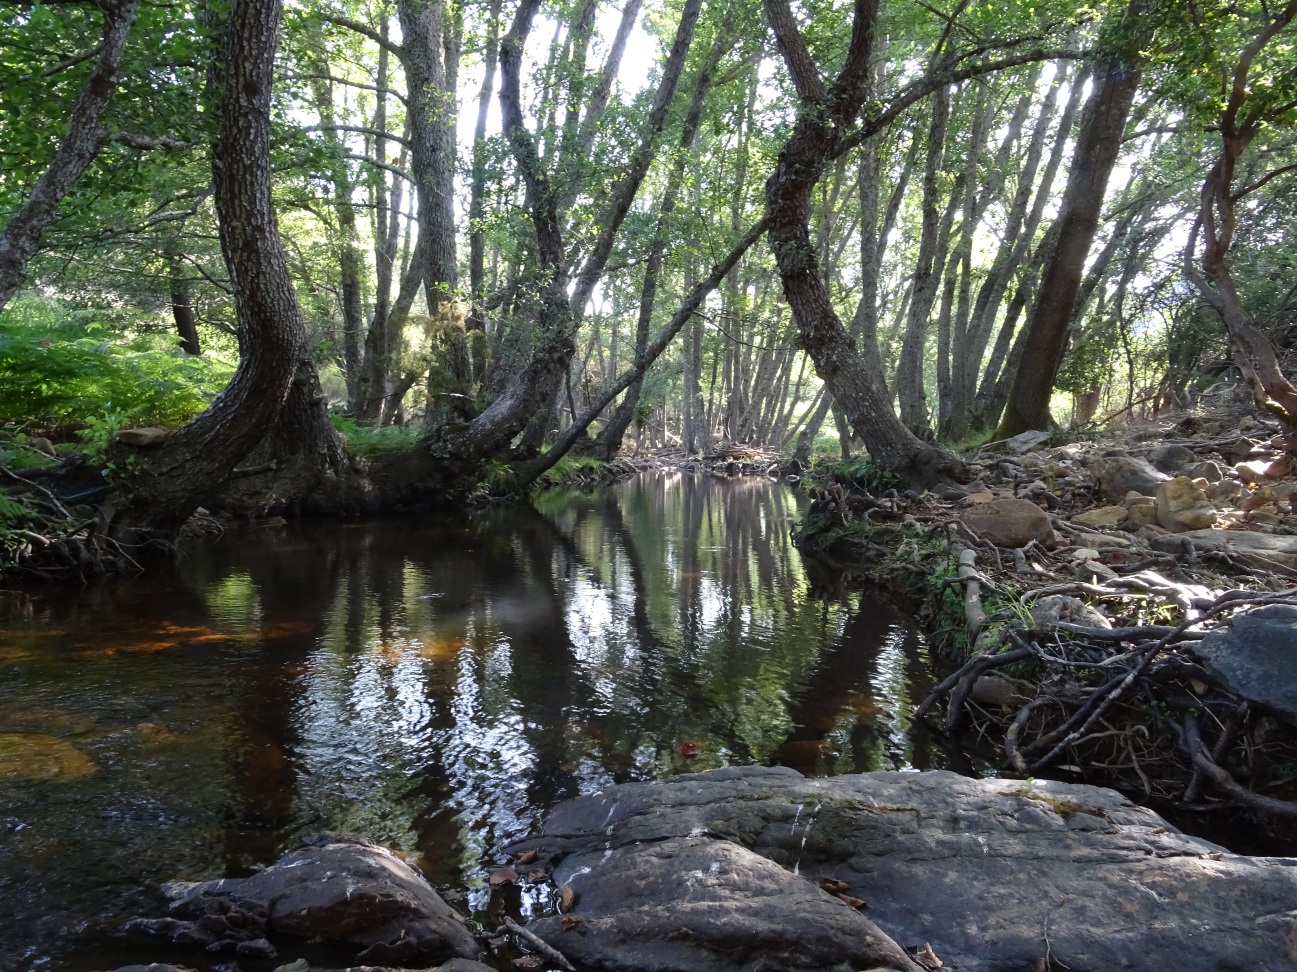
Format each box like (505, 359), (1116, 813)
(0, 472), (944, 971)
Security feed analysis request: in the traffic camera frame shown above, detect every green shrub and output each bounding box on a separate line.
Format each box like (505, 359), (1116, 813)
(0, 300), (233, 431)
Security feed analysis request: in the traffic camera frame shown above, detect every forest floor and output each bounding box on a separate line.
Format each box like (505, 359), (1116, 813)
(794, 395), (1297, 840)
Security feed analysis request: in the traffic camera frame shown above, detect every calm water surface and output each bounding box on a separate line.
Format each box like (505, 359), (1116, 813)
(0, 472), (949, 971)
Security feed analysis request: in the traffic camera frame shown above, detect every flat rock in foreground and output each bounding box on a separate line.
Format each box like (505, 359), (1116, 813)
(509, 766), (1297, 972)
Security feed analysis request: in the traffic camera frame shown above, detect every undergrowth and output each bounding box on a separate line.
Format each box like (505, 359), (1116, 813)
(331, 415), (421, 457)
(0, 299), (233, 432)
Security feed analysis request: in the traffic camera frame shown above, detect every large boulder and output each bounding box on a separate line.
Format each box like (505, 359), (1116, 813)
(1152, 528), (1297, 572)
(508, 766), (1297, 972)
(130, 834), (479, 965)
(1156, 477), (1217, 532)
(1192, 605), (1297, 726)
(958, 498), (1055, 548)
(1090, 455), (1169, 503)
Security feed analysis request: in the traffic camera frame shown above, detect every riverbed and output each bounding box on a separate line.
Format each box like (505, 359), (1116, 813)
(0, 472), (950, 971)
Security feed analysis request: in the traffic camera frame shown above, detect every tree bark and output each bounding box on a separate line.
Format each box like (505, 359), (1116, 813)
(106, 0), (316, 537)
(762, 0), (965, 487)
(170, 261), (201, 355)
(894, 83), (951, 435)
(996, 27), (1142, 438)
(0, 0), (138, 313)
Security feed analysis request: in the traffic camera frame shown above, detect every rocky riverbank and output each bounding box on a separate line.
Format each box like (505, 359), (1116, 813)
(794, 407), (1297, 828)
(108, 766), (1297, 971)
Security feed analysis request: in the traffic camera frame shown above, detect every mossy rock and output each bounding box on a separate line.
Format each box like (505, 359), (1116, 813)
(0, 733), (96, 781)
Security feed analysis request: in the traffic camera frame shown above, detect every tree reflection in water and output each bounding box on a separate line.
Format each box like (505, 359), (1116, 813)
(0, 472), (945, 970)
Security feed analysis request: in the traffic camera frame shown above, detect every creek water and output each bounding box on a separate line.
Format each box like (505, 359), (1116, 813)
(0, 472), (952, 972)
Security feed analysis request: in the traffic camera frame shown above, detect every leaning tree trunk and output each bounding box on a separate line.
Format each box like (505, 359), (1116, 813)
(106, 0), (316, 539)
(761, 0), (965, 488)
(995, 27), (1143, 439)
(0, 0), (138, 312)
(591, 31), (728, 461)
(1184, 0), (1297, 438)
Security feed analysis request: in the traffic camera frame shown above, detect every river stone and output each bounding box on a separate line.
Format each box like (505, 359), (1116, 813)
(1070, 505), (1127, 530)
(160, 834), (479, 963)
(1150, 443), (1196, 473)
(0, 733), (96, 781)
(1156, 477), (1217, 532)
(1192, 605), (1297, 726)
(958, 498), (1055, 548)
(1126, 503), (1160, 529)
(1152, 528), (1297, 571)
(114, 427), (171, 447)
(528, 836), (921, 972)
(1183, 459), (1224, 483)
(1090, 455), (1169, 502)
(508, 766), (1297, 972)
(1004, 429), (1050, 454)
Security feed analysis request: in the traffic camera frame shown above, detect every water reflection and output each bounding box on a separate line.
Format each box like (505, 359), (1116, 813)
(0, 472), (942, 971)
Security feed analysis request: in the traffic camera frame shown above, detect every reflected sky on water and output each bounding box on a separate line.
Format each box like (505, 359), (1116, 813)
(0, 472), (945, 971)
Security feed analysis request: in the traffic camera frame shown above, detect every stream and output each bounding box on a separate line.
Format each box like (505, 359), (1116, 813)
(0, 472), (954, 971)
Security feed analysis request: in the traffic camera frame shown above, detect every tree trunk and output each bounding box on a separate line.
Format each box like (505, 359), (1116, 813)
(894, 84), (951, 435)
(762, 0), (965, 487)
(398, 0), (458, 316)
(996, 33), (1142, 438)
(1184, 0), (1297, 436)
(106, 0), (315, 538)
(468, 0), (503, 330)
(170, 263), (201, 355)
(305, 45), (367, 412)
(0, 0), (138, 313)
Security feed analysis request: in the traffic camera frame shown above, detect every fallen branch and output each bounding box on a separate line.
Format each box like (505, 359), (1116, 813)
(504, 916), (577, 972)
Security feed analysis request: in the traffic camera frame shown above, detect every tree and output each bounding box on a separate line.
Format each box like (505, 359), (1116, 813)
(1183, 0), (1297, 438)
(996, 0), (1147, 439)
(106, 0), (320, 538)
(0, 0), (138, 313)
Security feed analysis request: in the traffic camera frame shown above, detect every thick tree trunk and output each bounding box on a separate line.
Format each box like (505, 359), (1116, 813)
(996, 42), (1142, 439)
(762, 0), (965, 487)
(0, 0), (137, 313)
(106, 0), (314, 538)
(398, 0), (458, 315)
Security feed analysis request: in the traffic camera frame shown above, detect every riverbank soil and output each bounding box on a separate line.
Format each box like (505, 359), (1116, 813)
(795, 402), (1297, 836)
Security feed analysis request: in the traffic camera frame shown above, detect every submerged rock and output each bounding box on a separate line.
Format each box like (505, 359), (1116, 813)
(508, 765), (1297, 972)
(131, 834), (478, 965)
(0, 732), (96, 781)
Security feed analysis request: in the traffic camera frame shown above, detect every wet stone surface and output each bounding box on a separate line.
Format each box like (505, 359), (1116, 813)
(509, 765), (1297, 972)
